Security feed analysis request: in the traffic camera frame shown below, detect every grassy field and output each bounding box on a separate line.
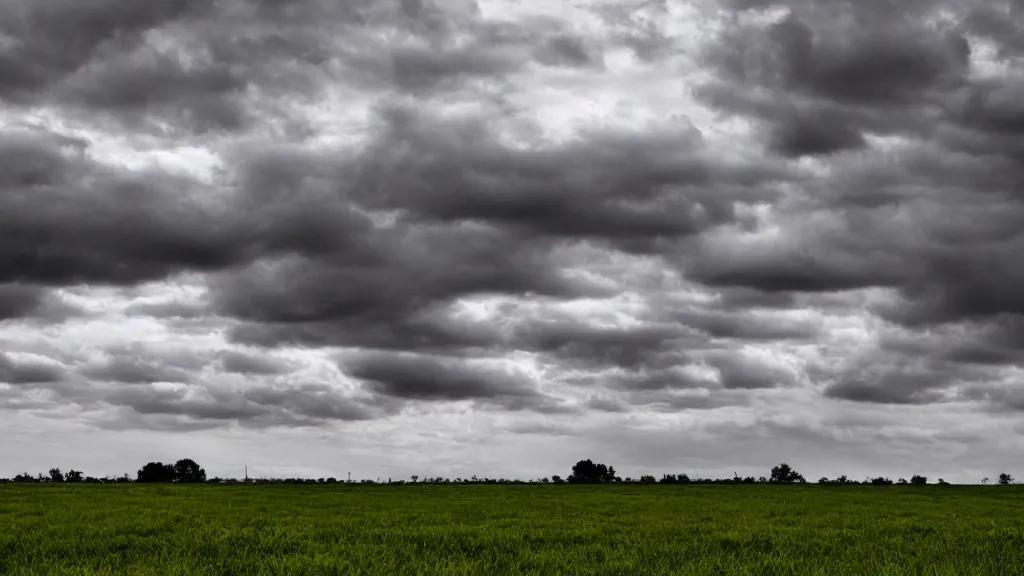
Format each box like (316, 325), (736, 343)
(1, 484), (1023, 575)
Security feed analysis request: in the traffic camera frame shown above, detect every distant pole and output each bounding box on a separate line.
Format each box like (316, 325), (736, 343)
(245, 466), (248, 482)
(348, 472), (351, 483)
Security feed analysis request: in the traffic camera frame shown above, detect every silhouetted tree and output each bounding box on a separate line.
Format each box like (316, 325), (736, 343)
(173, 459), (206, 483)
(639, 475), (656, 484)
(910, 475), (927, 486)
(818, 477), (830, 484)
(64, 470), (83, 483)
(998, 473), (1015, 485)
(568, 459), (616, 483)
(551, 475), (565, 484)
(870, 477), (894, 486)
(137, 462), (176, 483)
(897, 478), (908, 485)
(770, 463), (805, 483)
(48, 468), (64, 483)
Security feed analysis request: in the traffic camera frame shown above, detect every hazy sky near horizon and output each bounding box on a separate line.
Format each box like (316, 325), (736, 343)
(1, 0), (1023, 483)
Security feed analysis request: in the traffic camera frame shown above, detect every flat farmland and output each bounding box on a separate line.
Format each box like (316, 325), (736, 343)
(2, 484), (1023, 575)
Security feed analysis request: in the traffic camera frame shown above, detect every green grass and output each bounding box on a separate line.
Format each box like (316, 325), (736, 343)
(2, 484), (1023, 575)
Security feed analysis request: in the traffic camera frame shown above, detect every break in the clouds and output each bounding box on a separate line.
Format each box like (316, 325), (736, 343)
(1, 0), (1022, 483)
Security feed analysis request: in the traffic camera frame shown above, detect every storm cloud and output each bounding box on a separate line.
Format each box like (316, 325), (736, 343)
(1, 0), (1023, 482)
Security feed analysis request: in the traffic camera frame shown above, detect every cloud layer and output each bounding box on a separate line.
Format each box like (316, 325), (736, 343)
(1, 0), (1022, 482)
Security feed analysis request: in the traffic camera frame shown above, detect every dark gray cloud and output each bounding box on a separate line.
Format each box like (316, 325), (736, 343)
(0, 284), (84, 323)
(80, 354), (195, 385)
(717, 288), (799, 310)
(2, 341), (390, 429)
(709, 353), (797, 390)
(100, 381), (385, 429)
(586, 396), (630, 413)
(0, 0), (599, 135)
(58, 50), (248, 133)
(218, 350), (297, 376)
(767, 110), (867, 157)
(213, 225), (582, 325)
(533, 34), (604, 68)
(509, 318), (696, 370)
(950, 77), (1024, 136)
(344, 351), (555, 409)
(684, 227), (913, 294)
(227, 312), (502, 354)
(0, 353), (65, 384)
(0, 0), (239, 133)
(242, 383), (386, 423)
(964, 3), (1024, 58)
(803, 323), (1021, 407)
(626, 389), (751, 412)
(0, 130), (250, 286)
(389, 42), (524, 93)
(824, 374), (945, 406)
(771, 18), (968, 106)
(960, 382), (1024, 413)
(351, 103), (790, 250)
(699, 11), (969, 152)
(104, 385), (267, 422)
(210, 225), (593, 353)
(597, 366), (713, 392)
(566, 347), (800, 395)
(877, 319), (1024, 369)
(674, 308), (820, 341)
(124, 299), (210, 320)
(0, 284), (49, 320)
(0, 0), (205, 100)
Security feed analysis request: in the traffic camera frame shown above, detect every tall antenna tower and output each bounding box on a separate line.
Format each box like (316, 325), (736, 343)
(245, 465), (248, 483)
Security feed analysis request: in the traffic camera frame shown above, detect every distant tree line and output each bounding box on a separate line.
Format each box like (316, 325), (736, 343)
(0, 460), (1017, 487)
(2, 459), (208, 484)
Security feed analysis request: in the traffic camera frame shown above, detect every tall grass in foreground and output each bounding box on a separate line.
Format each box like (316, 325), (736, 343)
(2, 484), (1023, 575)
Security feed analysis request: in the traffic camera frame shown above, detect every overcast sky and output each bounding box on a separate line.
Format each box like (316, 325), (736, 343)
(1, 0), (1022, 483)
